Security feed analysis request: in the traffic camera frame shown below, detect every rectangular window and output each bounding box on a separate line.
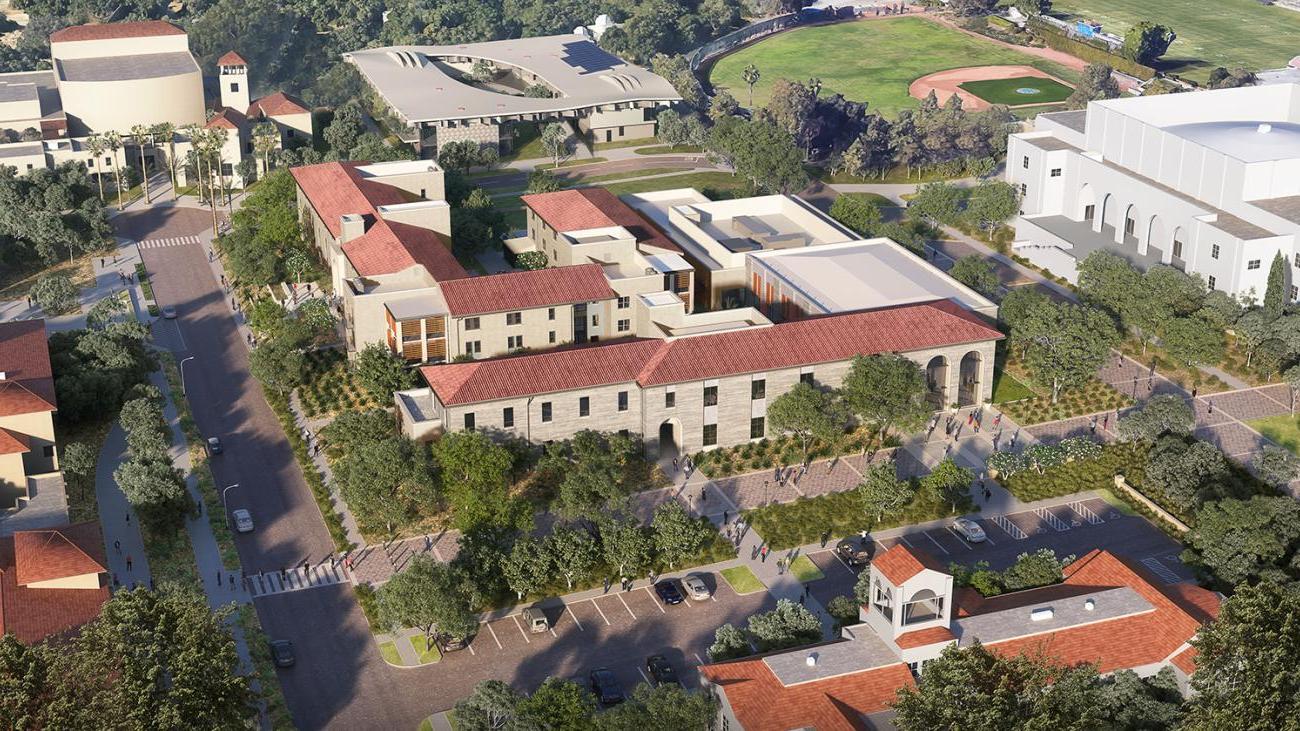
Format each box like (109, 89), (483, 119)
(1291, 285), (1298, 302)
(1084, 204), (1095, 221)
(507, 335), (523, 350)
(464, 413), (475, 430)
(1173, 239), (1183, 259)
(466, 340), (481, 355)
(1247, 259), (1261, 270)
(548, 330), (556, 343)
(591, 314), (599, 327)
(1022, 155), (1029, 169)
(1208, 275), (1217, 290)
(751, 379), (766, 400)
(617, 296), (630, 309)
(548, 307), (556, 320)
(43, 445), (55, 458)
(579, 397), (590, 417)
(703, 424), (717, 446)
(665, 391), (675, 408)
(703, 385), (718, 406)
(506, 312), (522, 326)
(1295, 253), (1300, 269)
(1211, 244), (1220, 259)
(617, 319), (630, 332)
(465, 317), (480, 330)
(800, 372), (814, 385)
(1019, 183), (1027, 196)
(503, 407), (514, 428)
(750, 417), (765, 439)
(541, 402), (552, 422)
(618, 391), (629, 411)
(1049, 168), (1062, 177)
(231, 82), (240, 92)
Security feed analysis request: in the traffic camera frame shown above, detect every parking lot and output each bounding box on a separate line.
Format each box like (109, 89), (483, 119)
(427, 571), (776, 708)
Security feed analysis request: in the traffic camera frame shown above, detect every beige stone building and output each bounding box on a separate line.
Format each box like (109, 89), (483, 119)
(0, 321), (59, 510)
(397, 300), (1002, 456)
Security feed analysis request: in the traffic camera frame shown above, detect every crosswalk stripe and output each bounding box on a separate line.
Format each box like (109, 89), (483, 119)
(138, 235), (201, 249)
(991, 514), (1028, 540)
(1034, 507), (1070, 532)
(245, 564), (350, 598)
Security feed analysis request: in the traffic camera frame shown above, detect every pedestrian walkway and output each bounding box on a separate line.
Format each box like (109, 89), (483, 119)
(245, 562), (350, 598)
(94, 422), (152, 590)
(138, 235), (202, 249)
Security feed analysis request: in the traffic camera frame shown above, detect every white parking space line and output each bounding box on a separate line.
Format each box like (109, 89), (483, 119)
(644, 586), (667, 614)
(484, 620), (503, 649)
(831, 551), (856, 573)
(1069, 501), (1104, 525)
(710, 593), (717, 602)
(512, 614), (531, 643)
(1140, 556), (1183, 584)
(637, 667), (651, 684)
(617, 592), (638, 620)
(590, 598), (611, 625)
(943, 527), (973, 551)
(1034, 507), (1070, 532)
(923, 532), (950, 554)
(567, 606), (584, 631)
(982, 531), (996, 546)
(897, 534), (916, 548)
(468, 643), (476, 656)
(550, 626), (558, 638)
(990, 514), (1028, 540)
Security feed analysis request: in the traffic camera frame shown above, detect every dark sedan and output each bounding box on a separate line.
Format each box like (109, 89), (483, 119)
(589, 667), (625, 706)
(836, 536), (874, 567)
(646, 655), (680, 687)
(654, 580), (684, 605)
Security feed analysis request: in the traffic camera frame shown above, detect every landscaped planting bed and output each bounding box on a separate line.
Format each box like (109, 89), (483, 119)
(693, 429), (886, 478)
(742, 487), (968, 552)
(1000, 442), (1147, 503)
(298, 349), (378, 418)
(997, 376), (1133, 426)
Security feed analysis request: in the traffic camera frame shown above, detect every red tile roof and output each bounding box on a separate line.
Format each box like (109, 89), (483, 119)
(50, 20), (185, 43)
(894, 626), (956, 649)
(1170, 646), (1199, 675)
(247, 91), (310, 118)
(701, 652), (915, 730)
(205, 106), (246, 130)
(439, 264), (614, 317)
(0, 427), (31, 456)
(422, 339), (662, 407)
(0, 523), (109, 645)
(217, 50), (248, 66)
(873, 543), (948, 586)
(13, 523), (107, 585)
(342, 221), (468, 281)
(522, 188), (681, 253)
(291, 161), (417, 239)
(0, 320), (55, 413)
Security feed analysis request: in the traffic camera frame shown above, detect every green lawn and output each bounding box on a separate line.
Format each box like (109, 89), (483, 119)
(574, 166), (694, 184)
(788, 555), (825, 583)
(635, 144), (705, 155)
(1050, 0), (1300, 83)
(378, 641), (401, 665)
(501, 123), (543, 162)
(535, 156), (609, 170)
(991, 369), (1037, 404)
(1249, 415), (1300, 455)
(409, 635), (442, 664)
(593, 136), (659, 150)
(842, 192), (896, 208)
(600, 171), (748, 198)
(709, 16), (1078, 117)
(958, 76), (1073, 106)
(721, 565), (767, 595)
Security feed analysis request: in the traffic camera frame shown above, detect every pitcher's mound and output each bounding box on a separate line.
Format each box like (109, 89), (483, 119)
(910, 65), (1073, 111)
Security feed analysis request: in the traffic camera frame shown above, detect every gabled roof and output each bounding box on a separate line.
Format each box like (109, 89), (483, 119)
(50, 20), (185, 43)
(419, 300), (1002, 405)
(13, 523), (107, 585)
(217, 50), (248, 66)
(247, 91), (310, 118)
(0, 427), (31, 456)
(0, 319), (55, 412)
(0, 523), (109, 645)
(438, 263), (615, 317)
(290, 161), (417, 239)
(0, 382), (55, 418)
(342, 220), (468, 281)
(522, 188), (681, 253)
(205, 106), (246, 130)
(873, 543), (949, 586)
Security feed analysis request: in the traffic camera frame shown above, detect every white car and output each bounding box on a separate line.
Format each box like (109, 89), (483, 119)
(952, 517), (987, 543)
(681, 573), (711, 601)
(232, 508), (254, 533)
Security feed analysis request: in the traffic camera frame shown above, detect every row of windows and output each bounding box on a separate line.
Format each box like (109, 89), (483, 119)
(464, 391), (631, 429)
(699, 417), (767, 447)
(464, 330), (562, 355)
(464, 308), (560, 331)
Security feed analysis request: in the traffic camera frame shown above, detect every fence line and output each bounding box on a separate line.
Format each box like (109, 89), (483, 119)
(686, 13), (800, 72)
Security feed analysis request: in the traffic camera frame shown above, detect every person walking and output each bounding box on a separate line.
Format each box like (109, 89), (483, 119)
(125, 512), (130, 525)
(125, 555), (133, 571)
(672, 457), (678, 472)
(114, 540), (121, 554)
(761, 545), (769, 562)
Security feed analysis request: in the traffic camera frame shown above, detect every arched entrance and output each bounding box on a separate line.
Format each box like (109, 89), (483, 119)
(1170, 226), (1186, 269)
(1122, 204), (1139, 243)
(1146, 214), (1166, 259)
(925, 355), (949, 408)
(658, 420), (680, 460)
(958, 351), (982, 407)
(1099, 193), (1115, 231)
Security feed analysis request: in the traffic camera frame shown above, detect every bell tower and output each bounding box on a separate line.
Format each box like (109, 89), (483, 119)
(217, 51), (250, 111)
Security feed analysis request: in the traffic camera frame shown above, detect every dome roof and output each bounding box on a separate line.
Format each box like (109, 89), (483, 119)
(1164, 120), (1300, 163)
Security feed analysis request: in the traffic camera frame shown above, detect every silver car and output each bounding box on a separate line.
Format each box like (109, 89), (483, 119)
(952, 517), (987, 543)
(681, 573), (711, 601)
(232, 508), (254, 533)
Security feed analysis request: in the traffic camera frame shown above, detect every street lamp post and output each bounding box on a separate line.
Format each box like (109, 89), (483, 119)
(222, 483), (239, 528)
(179, 356), (196, 394)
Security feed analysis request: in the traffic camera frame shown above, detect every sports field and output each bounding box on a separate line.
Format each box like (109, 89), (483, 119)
(708, 16), (1078, 117)
(959, 76), (1074, 106)
(1051, 0), (1300, 83)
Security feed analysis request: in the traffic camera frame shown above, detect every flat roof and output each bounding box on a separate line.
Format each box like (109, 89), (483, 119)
(764, 625), (900, 686)
(1165, 120), (1300, 163)
(0, 142), (44, 159)
(1038, 109), (1086, 133)
(954, 586), (1153, 646)
(346, 35), (680, 124)
(56, 51), (198, 83)
(0, 71), (64, 121)
(750, 239), (996, 315)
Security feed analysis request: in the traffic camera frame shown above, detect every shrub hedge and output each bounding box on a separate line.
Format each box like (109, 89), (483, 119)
(1001, 441), (1148, 503)
(1027, 19), (1157, 80)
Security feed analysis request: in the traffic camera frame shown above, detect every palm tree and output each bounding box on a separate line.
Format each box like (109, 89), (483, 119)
(103, 131), (124, 210)
(181, 124), (204, 201)
(252, 122), (279, 177)
(742, 63), (761, 107)
(152, 122), (177, 199)
(131, 123), (152, 203)
(208, 126), (230, 208)
(84, 133), (105, 204)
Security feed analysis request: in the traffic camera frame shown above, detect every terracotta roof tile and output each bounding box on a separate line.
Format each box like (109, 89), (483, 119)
(868, 543), (947, 586)
(0, 382), (54, 418)
(522, 188), (681, 252)
(0, 427), (31, 456)
(290, 161), (417, 239)
(342, 221), (468, 281)
(895, 626), (956, 649)
(205, 106), (246, 130)
(50, 20), (184, 43)
(438, 264), (614, 317)
(1170, 646), (1199, 675)
(247, 91), (310, 118)
(217, 50), (248, 66)
(419, 300), (1002, 405)
(0, 523), (108, 645)
(0, 320), (55, 415)
(13, 523), (106, 585)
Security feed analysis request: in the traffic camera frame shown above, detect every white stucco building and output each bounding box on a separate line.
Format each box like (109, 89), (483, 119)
(1007, 84), (1300, 300)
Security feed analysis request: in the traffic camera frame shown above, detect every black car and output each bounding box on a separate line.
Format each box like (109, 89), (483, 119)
(269, 640), (295, 668)
(646, 655), (680, 687)
(835, 536), (873, 567)
(654, 580), (684, 605)
(589, 667), (625, 706)
(436, 634), (469, 653)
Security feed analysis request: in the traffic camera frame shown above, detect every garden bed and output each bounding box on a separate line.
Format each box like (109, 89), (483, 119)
(742, 487), (969, 552)
(693, 429), (887, 478)
(1000, 442), (1147, 503)
(995, 365), (1133, 426)
(297, 349), (378, 418)
(1118, 340), (1236, 393)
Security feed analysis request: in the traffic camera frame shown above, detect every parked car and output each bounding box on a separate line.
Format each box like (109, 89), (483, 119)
(589, 667), (625, 706)
(435, 633), (469, 653)
(835, 537), (873, 566)
(269, 640), (295, 668)
(952, 517), (987, 543)
(681, 573), (711, 601)
(654, 580), (684, 605)
(206, 436), (223, 455)
(232, 508), (254, 533)
(161, 305), (177, 319)
(646, 655), (680, 687)
(522, 606), (550, 633)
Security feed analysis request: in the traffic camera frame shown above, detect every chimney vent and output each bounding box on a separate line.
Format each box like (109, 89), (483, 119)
(805, 653), (817, 668)
(1030, 607), (1054, 622)
(1259, 123), (1273, 134)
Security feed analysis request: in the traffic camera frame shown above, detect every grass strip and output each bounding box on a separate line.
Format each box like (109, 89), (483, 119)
(721, 565), (766, 595)
(788, 555), (825, 583)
